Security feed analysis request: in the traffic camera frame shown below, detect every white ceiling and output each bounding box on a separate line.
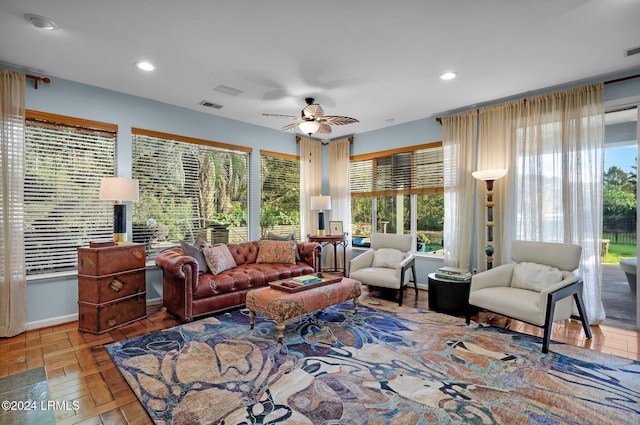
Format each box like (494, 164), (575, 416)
(1, 0), (640, 139)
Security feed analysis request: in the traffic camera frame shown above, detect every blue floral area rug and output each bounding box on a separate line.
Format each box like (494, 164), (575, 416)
(106, 302), (640, 424)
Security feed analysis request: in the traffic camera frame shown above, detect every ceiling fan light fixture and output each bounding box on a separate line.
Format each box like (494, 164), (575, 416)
(298, 120), (321, 135)
(25, 14), (57, 30)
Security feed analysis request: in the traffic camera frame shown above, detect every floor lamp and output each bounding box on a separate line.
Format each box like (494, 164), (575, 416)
(99, 177), (139, 244)
(472, 169), (507, 270)
(310, 195), (331, 237)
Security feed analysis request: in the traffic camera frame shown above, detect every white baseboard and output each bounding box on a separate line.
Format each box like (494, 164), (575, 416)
(26, 313), (77, 330)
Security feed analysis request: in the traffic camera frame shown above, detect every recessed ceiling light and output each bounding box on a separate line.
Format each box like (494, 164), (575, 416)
(135, 61), (155, 71)
(439, 72), (457, 81)
(24, 14), (57, 30)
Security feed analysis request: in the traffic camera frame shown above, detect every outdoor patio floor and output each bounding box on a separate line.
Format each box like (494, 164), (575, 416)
(602, 263), (637, 326)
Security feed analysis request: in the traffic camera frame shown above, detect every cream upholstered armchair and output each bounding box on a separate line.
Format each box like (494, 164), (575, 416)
(466, 240), (592, 353)
(349, 233), (417, 306)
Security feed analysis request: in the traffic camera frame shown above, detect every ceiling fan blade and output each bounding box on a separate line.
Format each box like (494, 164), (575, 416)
(321, 115), (360, 125)
(280, 122), (301, 132)
(303, 103), (324, 118)
(317, 123), (332, 134)
(262, 113), (299, 120)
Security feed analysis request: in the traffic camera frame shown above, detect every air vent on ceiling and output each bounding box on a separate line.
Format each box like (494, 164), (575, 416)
(214, 84), (243, 97)
(200, 100), (223, 109)
(625, 46), (640, 57)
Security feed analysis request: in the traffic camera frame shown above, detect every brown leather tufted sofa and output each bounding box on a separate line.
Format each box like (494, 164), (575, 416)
(155, 240), (322, 321)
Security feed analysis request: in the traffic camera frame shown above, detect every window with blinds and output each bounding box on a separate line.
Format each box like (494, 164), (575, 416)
(24, 111), (116, 275)
(350, 142), (444, 197)
(260, 151), (300, 238)
(131, 129), (251, 256)
(350, 142), (444, 253)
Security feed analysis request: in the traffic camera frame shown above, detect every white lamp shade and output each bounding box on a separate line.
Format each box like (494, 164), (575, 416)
(310, 195), (331, 211)
(472, 169), (508, 181)
(298, 120), (321, 135)
(99, 177), (139, 202)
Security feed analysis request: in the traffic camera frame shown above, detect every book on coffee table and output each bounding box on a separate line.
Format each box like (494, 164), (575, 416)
(269, 272), (342, 293)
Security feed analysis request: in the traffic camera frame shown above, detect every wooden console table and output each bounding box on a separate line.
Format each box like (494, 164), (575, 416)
(308, 234), (348, 276)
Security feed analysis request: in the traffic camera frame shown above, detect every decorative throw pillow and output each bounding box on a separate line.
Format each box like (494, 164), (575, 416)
(511, 262), (563, 292)
(268, 232), (301, 261)
(180, 235), (209, 274)
(372, 248), (406, 269)
(203, 244), (237, 275)
(256, 240), (296, 264)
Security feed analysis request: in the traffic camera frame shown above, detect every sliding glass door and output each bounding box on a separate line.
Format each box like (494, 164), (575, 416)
(603, 106), (639, 329)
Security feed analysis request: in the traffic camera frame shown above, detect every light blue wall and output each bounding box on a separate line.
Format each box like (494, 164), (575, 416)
(23, 74), (301, 327)
(19, 68), (640, 327)
(353, 118), (442, 155)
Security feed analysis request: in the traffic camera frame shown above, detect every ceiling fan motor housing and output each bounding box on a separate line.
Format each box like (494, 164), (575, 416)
(263, 97), (358, 135)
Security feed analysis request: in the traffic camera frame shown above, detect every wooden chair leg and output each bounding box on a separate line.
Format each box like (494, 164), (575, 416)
(411, 264), (418, 299)
(542, 323), (553, 354)
(398, 273), (405, 306)
(573, 290), (593, 339)
(465, 310), (472, 325)
(542, 293), (557, 354)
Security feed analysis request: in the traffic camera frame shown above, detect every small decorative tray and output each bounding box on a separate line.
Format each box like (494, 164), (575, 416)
(269, 272), (342, 293)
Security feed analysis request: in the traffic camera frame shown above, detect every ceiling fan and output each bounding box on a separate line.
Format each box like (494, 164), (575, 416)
(263, 97), (359, 136)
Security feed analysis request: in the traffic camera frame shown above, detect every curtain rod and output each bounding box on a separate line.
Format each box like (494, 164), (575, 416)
(435, 73), (640, 125)
(604, 73), (640, 85)
(26, 73), (50, 89)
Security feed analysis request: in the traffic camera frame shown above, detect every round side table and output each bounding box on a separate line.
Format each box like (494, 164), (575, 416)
(427, 273), (476, 316)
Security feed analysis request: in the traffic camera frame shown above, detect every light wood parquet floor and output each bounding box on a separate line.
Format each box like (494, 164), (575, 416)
(1, 287), (638, 424)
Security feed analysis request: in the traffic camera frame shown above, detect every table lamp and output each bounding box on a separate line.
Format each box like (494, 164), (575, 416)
(99, 177), (139, 244)
(310, 195), (331, 237)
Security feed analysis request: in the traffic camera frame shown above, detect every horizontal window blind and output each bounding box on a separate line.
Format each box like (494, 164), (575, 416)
(24, 112), (116, 275)
(260, 150), (300, 238)
(350, 142), (444, 197)
(132, 129), (250, 255)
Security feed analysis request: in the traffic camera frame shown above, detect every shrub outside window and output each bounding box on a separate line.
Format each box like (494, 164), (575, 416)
(132, 129), (250, 256)
(260, 151), (301, 239)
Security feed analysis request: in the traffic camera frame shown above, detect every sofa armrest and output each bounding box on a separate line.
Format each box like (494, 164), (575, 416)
(298, 242), (322, 272)
(155, 247), (199, 292)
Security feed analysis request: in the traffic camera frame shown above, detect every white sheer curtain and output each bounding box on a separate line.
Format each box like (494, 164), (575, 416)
(442, 111), (478, 270)
(477, 104), (512, 270)
(0, 69), (27, 337)
(299, 137), (323, 238)
(329, 138), (352, 272)
(480, 83), (606, 324)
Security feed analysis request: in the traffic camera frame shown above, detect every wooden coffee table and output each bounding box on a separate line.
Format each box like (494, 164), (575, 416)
(246, 277), (361, 342)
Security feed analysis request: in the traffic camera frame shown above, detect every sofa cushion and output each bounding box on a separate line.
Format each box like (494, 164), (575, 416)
(256, 240), (296, 264)
(511, 261), (563, 292)
(181, 235), (209, 274)
(203, 244), (237, 275)
(192, 262), (315, 300)
(268, 232), (301, 261)
(372, 248), (405, 269)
